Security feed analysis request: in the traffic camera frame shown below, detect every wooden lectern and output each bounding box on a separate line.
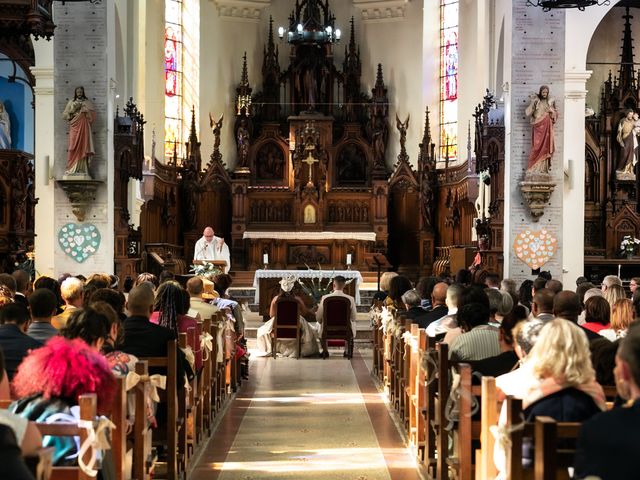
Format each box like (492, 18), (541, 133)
(364, 253), (392, 292)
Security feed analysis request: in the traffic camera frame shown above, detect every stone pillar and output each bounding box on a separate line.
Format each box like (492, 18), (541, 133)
(503, 5), (565, 283)
(45, 0), (116, 276)
(562, 71), (591, 287)
(32, 38), (56, 277)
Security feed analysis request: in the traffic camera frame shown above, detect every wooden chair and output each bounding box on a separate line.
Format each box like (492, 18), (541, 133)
(139, 339), (186, 480)
(320, 295), (354, 358)
(272, 296), (301, 358)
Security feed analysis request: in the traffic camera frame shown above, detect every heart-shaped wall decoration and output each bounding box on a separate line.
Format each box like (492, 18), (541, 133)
(513, 228), (557, 270)
(58, 223), (101, 263)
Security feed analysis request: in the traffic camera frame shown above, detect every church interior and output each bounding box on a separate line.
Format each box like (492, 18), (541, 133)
(0, 0), (640, 479)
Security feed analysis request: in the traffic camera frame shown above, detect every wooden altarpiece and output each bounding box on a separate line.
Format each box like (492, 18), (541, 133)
(583, 6), (640, 280)
(226, 4), (391, 271)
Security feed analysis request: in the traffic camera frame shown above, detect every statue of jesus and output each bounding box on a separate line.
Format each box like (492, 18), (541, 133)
(62, 86), (95, 177)
(525, 85), (558, 175)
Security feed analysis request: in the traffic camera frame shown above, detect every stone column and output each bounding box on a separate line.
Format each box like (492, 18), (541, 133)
(503, 5), (565, 282)
(562, 71), (591, 287)
(32, 38), (56, 277)
(49, 0), (116, 276)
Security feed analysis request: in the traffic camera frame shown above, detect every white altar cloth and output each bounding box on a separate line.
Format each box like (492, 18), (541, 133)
(253, 269), (363, 304)
(243, 231), (376, 241)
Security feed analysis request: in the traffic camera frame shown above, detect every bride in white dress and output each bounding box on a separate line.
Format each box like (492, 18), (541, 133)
(256, 275), (320, 357)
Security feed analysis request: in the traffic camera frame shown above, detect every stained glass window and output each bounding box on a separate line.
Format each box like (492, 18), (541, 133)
(164, 0), (199, 162)
(440, 0), (458, 162)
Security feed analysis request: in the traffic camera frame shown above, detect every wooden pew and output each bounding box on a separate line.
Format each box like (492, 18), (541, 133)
(178, 332), (195, 461)
(110, 376), (127, 480)
(478, 376), (498, 480)
(407, 324), (421, 453)
(34, 394), (97, 480)
(131, 361), (157, 480)
(436, 342), (450, 480)
(421, 333), (439, 475)
(140, 339), (186, 480)
(200, 317), (213, 437)
(534, 416), (580, 480)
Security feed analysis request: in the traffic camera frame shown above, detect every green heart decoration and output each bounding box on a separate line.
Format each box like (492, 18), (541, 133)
(58, 223), (101, 263)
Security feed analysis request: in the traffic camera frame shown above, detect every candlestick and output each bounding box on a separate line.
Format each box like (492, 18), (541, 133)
(346, 253), (352, 265)
(263, 253), (269, 265)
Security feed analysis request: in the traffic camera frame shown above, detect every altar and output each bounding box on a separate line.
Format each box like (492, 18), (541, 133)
(253, 269), (363, 319)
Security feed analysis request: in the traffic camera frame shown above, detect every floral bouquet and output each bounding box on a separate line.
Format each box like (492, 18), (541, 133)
(190, 262), (223, 279)
(295, 263), (354, 304)
(620, 235), (640, 258)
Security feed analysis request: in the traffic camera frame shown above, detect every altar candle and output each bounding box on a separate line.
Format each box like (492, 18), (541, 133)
(346, 254), (352, 265)
(263, 253), (269, 264)
(618, 264), (621, 279)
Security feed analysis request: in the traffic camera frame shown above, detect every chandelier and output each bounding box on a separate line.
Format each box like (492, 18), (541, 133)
(278, 0), (341, 45)
(526, 0), (610, 11)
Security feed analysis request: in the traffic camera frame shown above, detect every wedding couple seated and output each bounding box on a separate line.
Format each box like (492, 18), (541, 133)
(256, 275), (357, 358)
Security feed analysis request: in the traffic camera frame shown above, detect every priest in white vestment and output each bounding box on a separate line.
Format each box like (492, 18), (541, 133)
(193, 226), (231, 273)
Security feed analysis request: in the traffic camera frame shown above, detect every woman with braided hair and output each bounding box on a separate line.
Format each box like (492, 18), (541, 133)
(149, 281), (202, 371)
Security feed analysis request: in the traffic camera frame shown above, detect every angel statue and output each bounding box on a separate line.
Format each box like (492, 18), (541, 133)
(396, 113), (410, 158)
(209, 113), (224, 152)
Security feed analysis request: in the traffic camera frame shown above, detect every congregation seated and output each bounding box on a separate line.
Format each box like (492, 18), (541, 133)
(372, 271), (398, 306)
(574, 323), (640, 479)
(32, 276), (63, 315)
(599, 298), (633, 341)
(26, 288), (58, 344)
(485, 287), (513, 325)
(518, 278), (533, 312)
(545, 278), (563, 295)
(89, 287), (128, 323)
(52, 276), (84, 330)
(257, 275), (320, 357)
(0, 303), (41, 381)
(387, 275), (413, 311)
(402, 289), (430, 325)
(426, 282), (461, 337)
(10, 335), (116, 465)
(443, 284), (490, 345)
(11, 270), (30, 309)
(468, 304), (527, 377)
(417, 281), (449, 328)
(211, 273), (245, 336)
(582, 295), (611, 335)
(531, 287), (555, 322)
(449, 302), (500, 362)
(603, 283), (626, 309)
(150, 281), (202, 371)
(186, 276), (219, 320)
(553, 290), (601, 341)
(495, 318), (545, 399)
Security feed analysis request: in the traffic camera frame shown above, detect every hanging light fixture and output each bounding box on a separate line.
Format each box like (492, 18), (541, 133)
(526, 0), (609, 11)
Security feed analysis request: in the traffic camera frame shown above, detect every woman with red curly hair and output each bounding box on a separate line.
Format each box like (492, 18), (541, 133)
(9, 316), (116, 466)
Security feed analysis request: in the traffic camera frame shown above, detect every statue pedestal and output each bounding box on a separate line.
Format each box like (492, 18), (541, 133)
(56, 179), (103, 222)
(519, 172), (556, 222)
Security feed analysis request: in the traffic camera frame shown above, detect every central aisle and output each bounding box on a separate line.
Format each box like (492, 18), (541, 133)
(191, 352), (423, 480)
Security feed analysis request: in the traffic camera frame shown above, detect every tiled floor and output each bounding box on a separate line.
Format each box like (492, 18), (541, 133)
(190, 350), (423, 480)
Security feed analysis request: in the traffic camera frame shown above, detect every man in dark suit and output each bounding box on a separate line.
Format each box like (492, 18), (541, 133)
(11, 269), (30, 308)
(553, 290), (601, 341)
(120, 283), (176, 358)
(0, 303), (42, 380)
(416, 282), (449, 329)
(574, 323), (640, 479)
(402, 289), (430, 326)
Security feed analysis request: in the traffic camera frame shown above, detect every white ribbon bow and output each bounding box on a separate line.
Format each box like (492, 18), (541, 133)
(200, 332), (214, 361)
(76, 417), (116, 477)
(489, 419), (526, 452)
(125, 371), (167, 403)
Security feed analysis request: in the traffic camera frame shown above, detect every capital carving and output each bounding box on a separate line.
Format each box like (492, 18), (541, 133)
(519, 173), (556, 221)
(56, 179), (102, 222)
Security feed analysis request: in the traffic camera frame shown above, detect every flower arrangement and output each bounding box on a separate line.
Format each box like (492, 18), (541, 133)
(620, 235), (640, 258)
(190, 262), (223, 279)
(295, 264), (354, 303)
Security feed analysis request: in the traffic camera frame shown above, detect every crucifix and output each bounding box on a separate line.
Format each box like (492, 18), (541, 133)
(303, 150), (319, 186)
